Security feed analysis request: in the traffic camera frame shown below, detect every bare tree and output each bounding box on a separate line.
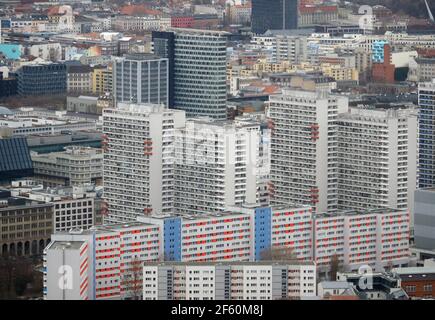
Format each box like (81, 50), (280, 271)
(259, 246), (298, 261)
(121, 257), (143, 300)
(329, 253), (341, 281)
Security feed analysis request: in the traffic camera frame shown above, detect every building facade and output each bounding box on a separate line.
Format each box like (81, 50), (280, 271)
(173, 119), (269, 214)
(31, 146), (103, 187)
(418, 80), (435, 188)
(17, 62), (67, 96)
(43, 222), (161, 300)
(267, 89), (348, 213)
(113, 53), (169, 106)
(102, 103), (185, 223)
(143, 261), (317, 300)
(251, 0), (298, 34)
(314, 208), (410, 274)
(414, 188), (435, 251)
(336, 106), (418, 214)
(0, 190), (53, 256)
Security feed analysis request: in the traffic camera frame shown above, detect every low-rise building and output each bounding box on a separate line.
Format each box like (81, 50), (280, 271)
(393, 260), (435, 299)
(44, 222), (161, 300)
(0, 190), (53, 256)
(31, 146), (103, 187)
(143, 260), (317, 300)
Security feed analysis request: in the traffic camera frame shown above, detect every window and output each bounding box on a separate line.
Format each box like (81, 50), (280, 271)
(405, 285), (416, 293)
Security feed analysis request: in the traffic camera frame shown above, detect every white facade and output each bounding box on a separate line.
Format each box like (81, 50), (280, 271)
(143, 261), (317, 300)
(102, 103), (186, 223)
(337, 106), (418, 216)
(31, 147), (103, 187)
(173, 119), (269, 214)
(44, 241), (89, 300)
(314, 209), (410, 273)
(267, 89), (348, 213)
(44, 223), (160, 300)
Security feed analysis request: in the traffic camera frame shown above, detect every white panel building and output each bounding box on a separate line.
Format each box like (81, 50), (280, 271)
(173, 118), (270, 214)
(102, 103), (185, 223)
(267, 89), (348, 213)
(44, 222), (161, 300)
(313, 208), (410, 274)
(336, 106), (418, 215)
(143, 261), (317, 300)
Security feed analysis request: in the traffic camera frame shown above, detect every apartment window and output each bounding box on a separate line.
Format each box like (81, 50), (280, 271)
(405, 285), (416, 293)
(424, 284), (433, 292)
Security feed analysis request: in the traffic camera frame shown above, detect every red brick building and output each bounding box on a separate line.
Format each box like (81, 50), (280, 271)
(171, 15), (194, 28)
(395, 267), (435, 299)
(372, 44), (395, 83)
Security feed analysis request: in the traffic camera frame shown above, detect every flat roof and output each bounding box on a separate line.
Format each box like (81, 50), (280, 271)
(49, 241), (85, 250)
(143, 260), (316, 267)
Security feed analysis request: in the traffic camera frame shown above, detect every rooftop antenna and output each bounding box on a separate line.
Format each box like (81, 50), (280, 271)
(425, 0), (435, 23)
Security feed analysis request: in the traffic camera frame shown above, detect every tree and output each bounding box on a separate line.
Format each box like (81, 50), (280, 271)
(329, 253), (341, 281)
(121, 257), (143, 300)
(259, 246), (298, 261)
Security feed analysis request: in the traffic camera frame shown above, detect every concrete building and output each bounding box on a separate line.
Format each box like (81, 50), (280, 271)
(336, 106), (418, 215)
(92, 65), (113, 95)
(143, 261), (317, 300)
(43, 222), (160, 300)
(298, 5), (339, 28)
(66, 95), (99, 114)
(173, 118), (270, 214)
(9, 180), (103, 231)
(411, 58), (435, 82)
(253, 31), (308, 64)
(418, 80), (435, 188)
(102, 103), (185, 223)
(314, 208), (410, 274)
(67, 65), (93, 94)
(43, 241), (89, 300)
(0, 190), (53, 256)
(414, 188), (435, 251)
(267, 89), (348, 213)
(113, 53), (169, 106)
(31, 147), (103, 187)
(139, 204), (313, 263)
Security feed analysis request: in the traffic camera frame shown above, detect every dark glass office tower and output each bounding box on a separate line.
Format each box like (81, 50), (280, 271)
(252, 0), (299, 34)
(152, 29), (228, 120)
(152, 31), (175, 108)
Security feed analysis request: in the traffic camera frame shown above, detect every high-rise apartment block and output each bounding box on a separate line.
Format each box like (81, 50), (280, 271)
(152, 29), (228, 119)
(251, 0), (298, 35)
(173, 118), (269, 214)
(102, 103), (186, 223)
(336, 106), (418, 214)
(267, 89), (348, 213)
(113, 53), (169, 106)
(418, 80), (435, 188)
(143, 261), (317, 300)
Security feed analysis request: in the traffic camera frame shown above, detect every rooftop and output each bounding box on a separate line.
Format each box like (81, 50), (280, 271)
(49, 241), (85, 250)
(143, 260), (316, 267)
